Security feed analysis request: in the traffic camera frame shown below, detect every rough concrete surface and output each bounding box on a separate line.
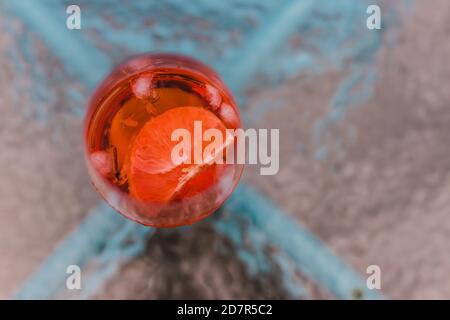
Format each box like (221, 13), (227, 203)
(245, 0), (450, 299)
(0, 22), (100, 298)
(1, 0), (450, 299)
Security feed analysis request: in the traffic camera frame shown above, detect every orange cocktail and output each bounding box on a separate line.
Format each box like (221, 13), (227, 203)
(84, 53), (243, 227)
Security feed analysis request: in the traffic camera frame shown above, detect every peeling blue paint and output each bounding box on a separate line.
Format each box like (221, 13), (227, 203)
(3, 0), (400, 300)
(219, 185), (383, 299)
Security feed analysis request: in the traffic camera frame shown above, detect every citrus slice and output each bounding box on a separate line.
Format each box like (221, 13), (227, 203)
(129, 106), (230, 203)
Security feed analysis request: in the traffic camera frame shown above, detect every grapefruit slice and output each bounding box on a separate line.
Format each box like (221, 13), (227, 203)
(129, 106), (231, 203)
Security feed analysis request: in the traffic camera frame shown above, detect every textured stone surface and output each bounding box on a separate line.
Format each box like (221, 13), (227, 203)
(0, 21), (99, 298)
(245, 0), (450, 299)
(95, 221), (330, 299)
(2, 0), (450, 299)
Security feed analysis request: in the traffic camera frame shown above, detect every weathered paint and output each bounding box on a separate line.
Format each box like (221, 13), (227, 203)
(4, 0), (397, 299)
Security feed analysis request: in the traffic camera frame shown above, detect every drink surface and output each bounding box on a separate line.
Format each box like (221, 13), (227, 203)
(85, 54), (243, 227)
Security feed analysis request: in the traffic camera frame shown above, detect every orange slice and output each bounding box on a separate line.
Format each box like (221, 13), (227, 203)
(129, 106), (230, 203)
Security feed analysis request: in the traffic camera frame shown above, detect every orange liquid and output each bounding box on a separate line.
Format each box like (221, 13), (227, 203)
(84, 54), (243, 227)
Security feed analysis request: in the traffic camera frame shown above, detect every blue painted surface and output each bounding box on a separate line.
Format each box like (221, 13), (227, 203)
(3, 0), (110, 88)
(219, 0), (317, 95)
(219, 185), (382, 299)
(15, 203), (152, 299)
(4, 0), (396, 299)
